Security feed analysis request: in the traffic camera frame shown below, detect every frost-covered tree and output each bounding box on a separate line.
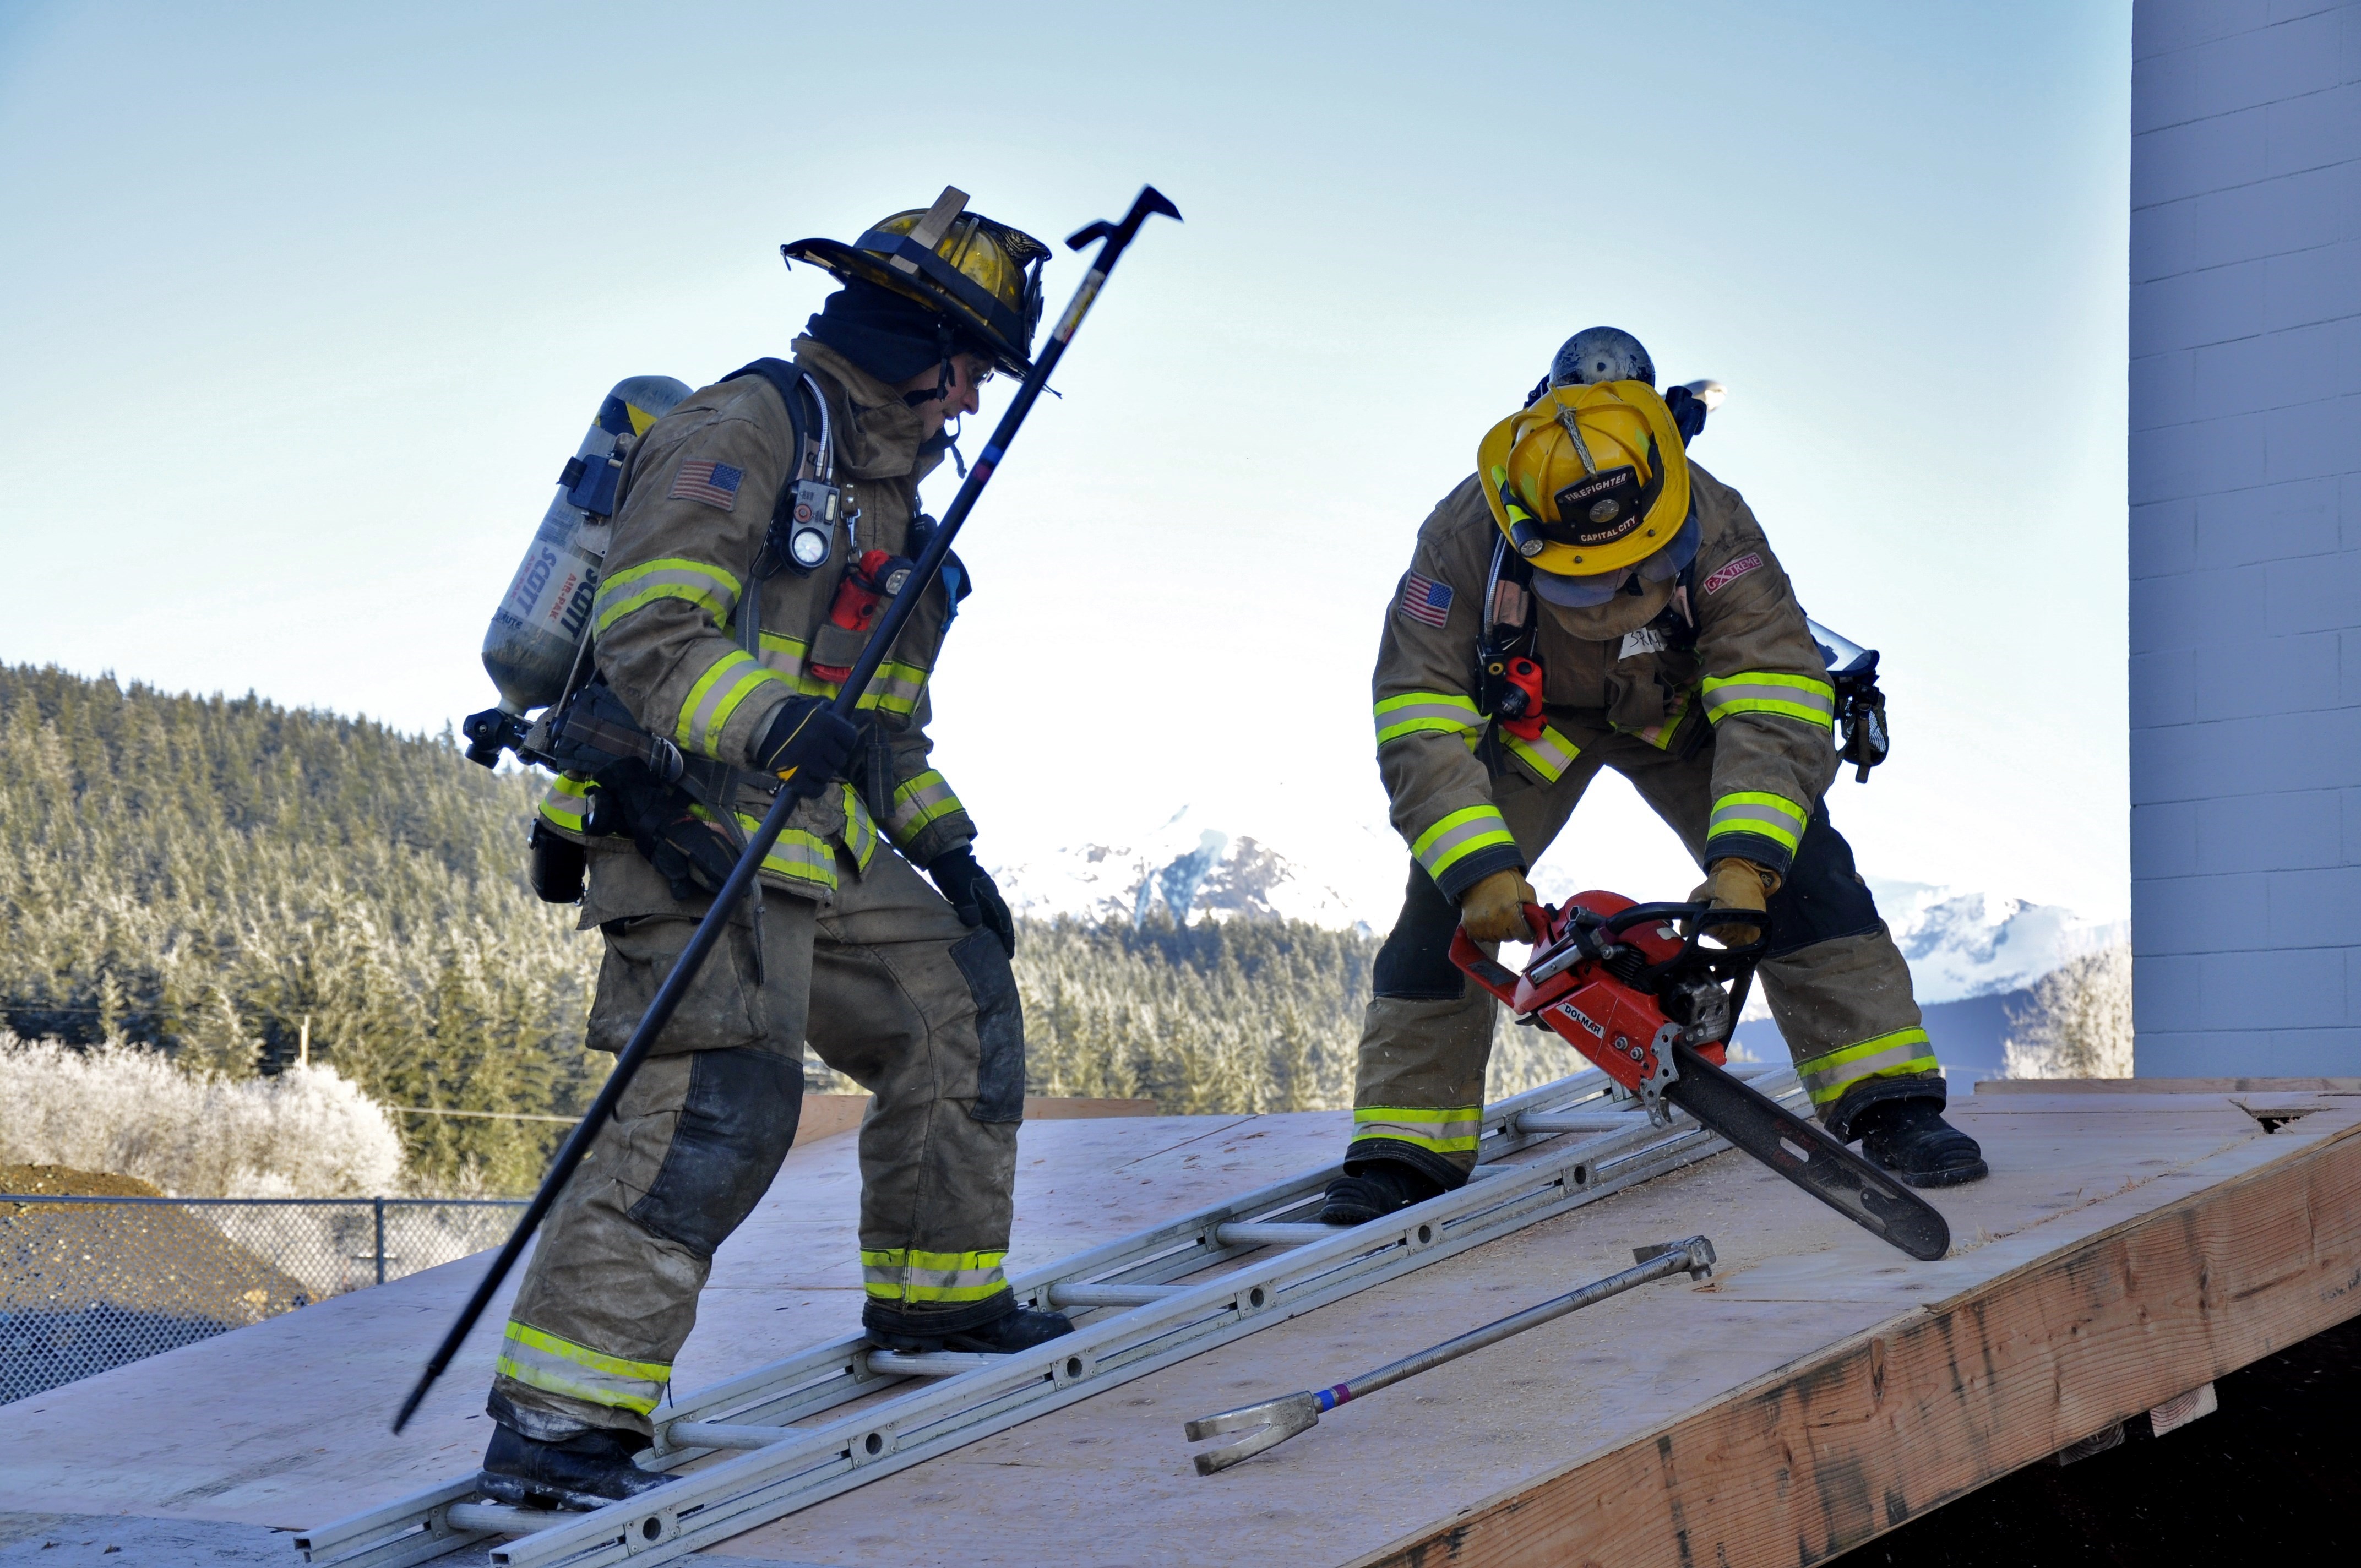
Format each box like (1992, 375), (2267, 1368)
(2004, 943), (2134, 1079)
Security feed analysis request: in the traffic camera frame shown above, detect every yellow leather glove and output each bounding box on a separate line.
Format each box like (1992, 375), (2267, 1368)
(1460, 867), (1542, 944)
(1687, 858), (1781, 948)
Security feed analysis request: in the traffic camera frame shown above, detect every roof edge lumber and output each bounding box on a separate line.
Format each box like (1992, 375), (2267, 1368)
(1353, 1113), (2361, 1567)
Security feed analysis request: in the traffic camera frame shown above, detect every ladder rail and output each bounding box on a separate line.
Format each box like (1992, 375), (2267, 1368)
(297, 1063), (1793, 1568)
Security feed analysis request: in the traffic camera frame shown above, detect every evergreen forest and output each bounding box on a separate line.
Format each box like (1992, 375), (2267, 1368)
(0, 665), (1573, 1195)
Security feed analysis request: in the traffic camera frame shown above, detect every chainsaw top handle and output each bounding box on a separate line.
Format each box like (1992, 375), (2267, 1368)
(1449, 897), (1768, 1017)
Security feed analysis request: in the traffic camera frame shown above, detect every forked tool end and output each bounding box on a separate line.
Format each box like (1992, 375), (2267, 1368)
(1184, 1390), (1320, 1474)
(1631, 1235), (1718, 1280)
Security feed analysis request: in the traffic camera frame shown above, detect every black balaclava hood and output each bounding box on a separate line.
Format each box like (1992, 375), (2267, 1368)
(807, 278), (985, 388)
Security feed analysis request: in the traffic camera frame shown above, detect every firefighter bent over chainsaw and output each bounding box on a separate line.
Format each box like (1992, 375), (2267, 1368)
(1323, 328), (1985, 1227)
(480, 193), (1072, 1509)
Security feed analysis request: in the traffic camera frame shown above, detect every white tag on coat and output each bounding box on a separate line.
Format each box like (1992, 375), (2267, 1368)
(1619, 627), (1671, 660)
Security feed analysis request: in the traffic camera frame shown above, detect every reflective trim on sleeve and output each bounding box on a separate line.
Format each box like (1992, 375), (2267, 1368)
(1411, 805), (1519, 882)
(1700, 671), (1836, 729)
(1375, 691), (1484, 746)
(1794, 1027), (1940, 1110)
(494, 1320), (669, 1415)
(1503, 724), (1580, 783)
(537, 772), (591, 833)
(1706, 791), (1809, 854)
(859, 1247), (1010, 1305)
(886, 769), (962, 846)
(592, 557), (741, 635)
(1350, 1104), (1482, 1156)
(677, 649), (791, 756)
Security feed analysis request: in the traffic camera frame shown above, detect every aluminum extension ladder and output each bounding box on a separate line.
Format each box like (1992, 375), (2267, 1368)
(297, 1060), (1800, 1568)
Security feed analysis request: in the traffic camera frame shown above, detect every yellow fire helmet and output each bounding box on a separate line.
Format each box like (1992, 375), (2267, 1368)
(1477, 380), (1691, 579)
(783, 187), (1052, 378)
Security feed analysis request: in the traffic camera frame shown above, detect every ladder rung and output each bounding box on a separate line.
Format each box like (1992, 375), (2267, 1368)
(667, 1420), (795, 1450)
(1514, 1112), (1634, 1135)
(866, 1351), (1002, 1376)
(1213, 1221), (1337, 1248)
(446, 1502), (562, 1532)
(1047, 1281), (1185, 1308)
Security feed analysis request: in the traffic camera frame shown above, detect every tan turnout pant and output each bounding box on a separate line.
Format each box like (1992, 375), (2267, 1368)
(1351, 736), (1941, 1188)
(492, 843), (1022, 1440)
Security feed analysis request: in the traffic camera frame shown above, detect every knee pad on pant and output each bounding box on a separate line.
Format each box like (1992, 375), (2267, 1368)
(950, 930), (1026, 1123)
(1764, 807), (1882, 960)
(1373, 867), (1466, 1000)
(627, 1047), (802, 1259)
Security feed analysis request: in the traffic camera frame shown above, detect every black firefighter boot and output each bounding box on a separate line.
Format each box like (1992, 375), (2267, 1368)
(1318, 1157), (1445, 1226)
(865, 1294), (1075, 1355)
(1852, 1097), (1989, 1188)
(477, 1422), (678, 1512)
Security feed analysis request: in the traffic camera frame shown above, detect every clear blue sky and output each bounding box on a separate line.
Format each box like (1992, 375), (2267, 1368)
(0, 1), (2132, 918)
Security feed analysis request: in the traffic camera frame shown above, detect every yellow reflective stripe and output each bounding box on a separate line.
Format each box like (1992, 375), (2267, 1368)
(676, 649), (790, 755)
(1700, 671), (1836, 729)
(592, 557), (740, 635)
(1375, 691), (1483, 746)
(1706, 791), (1809, 853)
(839, 782), (879, 871)
(869, 660), (930, 717)
(752, 632), (925, 720)
(1411, 805), (1517, 880)
(710, 808), (840, 890)
(1622, 688), (1693, 751)
(1503, 724), (1580, 783)
(859, 1247), (1009, 1304)
(537, 772), (591, 832)
(494, 1320), (669, 1414)
(886, 769), (962, 844)
(1794, 1028), (1939, 1108)
(1351, 1104), (1482, 1155)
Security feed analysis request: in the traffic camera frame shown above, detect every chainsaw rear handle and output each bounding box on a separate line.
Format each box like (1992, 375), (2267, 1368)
(1450, 925), (1525, 1005)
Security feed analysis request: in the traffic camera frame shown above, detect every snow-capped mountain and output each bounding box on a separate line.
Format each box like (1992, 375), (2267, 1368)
(1863, 878), (2126, 1005)
(989, 819), (2124, 1011)
(991, 808), (1382, 931)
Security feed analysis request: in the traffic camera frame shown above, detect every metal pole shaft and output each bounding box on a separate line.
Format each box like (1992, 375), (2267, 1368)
(375, 1196), (386, 1287)
(1323, 1248), (1699, 1408)
(391, 186), (1178, 1435)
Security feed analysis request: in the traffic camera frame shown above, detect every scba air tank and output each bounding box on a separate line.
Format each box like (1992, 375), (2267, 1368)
(480, 375), (694, 714)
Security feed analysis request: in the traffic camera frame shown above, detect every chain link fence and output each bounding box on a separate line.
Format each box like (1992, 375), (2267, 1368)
(0, 1194), (526, 1404)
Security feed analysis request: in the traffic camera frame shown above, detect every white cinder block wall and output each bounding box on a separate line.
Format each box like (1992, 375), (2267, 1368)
(2129, 1), (2361, 1075)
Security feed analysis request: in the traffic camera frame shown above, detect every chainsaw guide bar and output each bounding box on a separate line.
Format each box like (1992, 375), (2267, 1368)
(1453, 891), (1950, 1261)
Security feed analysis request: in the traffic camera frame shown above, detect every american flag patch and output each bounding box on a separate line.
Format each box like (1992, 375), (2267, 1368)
(1397, 571), (1454, 629)
(669, 460), (744, 511)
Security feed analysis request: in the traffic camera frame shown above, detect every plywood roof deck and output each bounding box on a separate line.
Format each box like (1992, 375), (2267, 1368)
(3, 1082), (2355, 1568)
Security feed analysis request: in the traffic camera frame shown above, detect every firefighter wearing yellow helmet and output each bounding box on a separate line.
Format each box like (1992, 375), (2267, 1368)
(475, 189), (1070, 1512)
(1324, 326), (1985, 1229)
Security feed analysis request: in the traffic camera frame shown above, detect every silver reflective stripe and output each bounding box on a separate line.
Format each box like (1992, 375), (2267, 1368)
(888, 770), (960, 840)
(1795, 1032), (1938, 1107)
(494, 1322), (668, 1415)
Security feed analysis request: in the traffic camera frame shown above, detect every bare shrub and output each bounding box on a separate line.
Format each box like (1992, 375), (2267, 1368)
(0, 1035), (403, 1196)
(2003, 943), (2133, 1080)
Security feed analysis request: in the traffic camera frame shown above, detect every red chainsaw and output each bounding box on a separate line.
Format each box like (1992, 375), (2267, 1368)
(1451, 891), (1950, 1261)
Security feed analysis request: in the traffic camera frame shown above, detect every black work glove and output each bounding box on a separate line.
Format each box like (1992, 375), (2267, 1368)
(1664, 383), (1709, 447)
(928, 846), (1014, 956)
(750, 697), (860, 799)
(589, 760), (741, 901)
